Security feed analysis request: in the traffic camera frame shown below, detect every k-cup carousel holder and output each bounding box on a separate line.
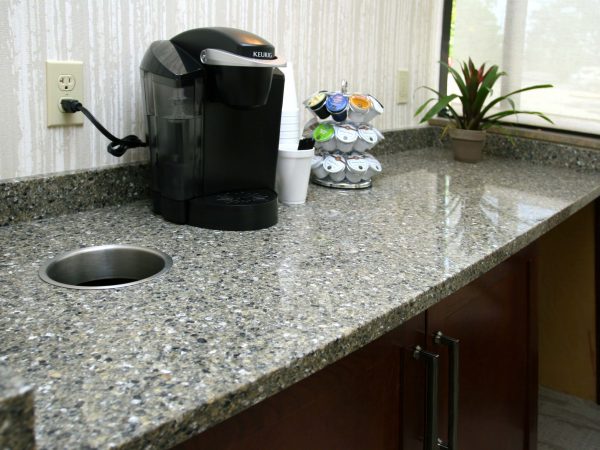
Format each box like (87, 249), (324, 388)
(303, 81), (384, 190)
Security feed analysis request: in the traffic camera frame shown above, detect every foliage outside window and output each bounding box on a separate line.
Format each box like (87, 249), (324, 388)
(447, 0), (600, 135)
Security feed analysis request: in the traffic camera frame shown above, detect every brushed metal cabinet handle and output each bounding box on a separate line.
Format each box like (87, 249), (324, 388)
(433, 331), (460, 450)
(413, 346), (440, 450)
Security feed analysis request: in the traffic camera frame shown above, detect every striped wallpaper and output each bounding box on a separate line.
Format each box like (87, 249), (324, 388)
(0, 0), (443, 180)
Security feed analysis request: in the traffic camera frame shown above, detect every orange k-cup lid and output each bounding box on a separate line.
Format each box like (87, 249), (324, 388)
(349, 95), (371, 111)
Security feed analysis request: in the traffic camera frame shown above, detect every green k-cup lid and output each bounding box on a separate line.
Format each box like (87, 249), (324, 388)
(313, 123), (335, 142)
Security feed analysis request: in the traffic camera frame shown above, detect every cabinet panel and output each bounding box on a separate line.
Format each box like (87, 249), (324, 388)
(427, 249), (536, 450)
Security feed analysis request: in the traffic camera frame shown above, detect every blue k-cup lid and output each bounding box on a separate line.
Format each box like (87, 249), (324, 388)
(326, 93), (348, 113)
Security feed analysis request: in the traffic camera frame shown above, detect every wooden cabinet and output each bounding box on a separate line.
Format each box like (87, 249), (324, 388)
(173, 247), (537, 450)
(425, 246), (537, 450)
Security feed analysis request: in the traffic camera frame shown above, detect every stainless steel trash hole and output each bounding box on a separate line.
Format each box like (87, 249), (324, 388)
(39, 245), (173, 290)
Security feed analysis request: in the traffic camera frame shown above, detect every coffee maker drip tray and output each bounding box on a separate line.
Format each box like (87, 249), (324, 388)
(188, 188), (278, 231)
(212, 190), (274, 205)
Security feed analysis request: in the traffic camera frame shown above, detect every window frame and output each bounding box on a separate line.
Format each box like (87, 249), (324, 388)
(437, 0), (600, 141)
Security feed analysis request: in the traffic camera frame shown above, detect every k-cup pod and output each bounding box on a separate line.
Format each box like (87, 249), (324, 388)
(305, 91), (330, 119)
(347, 94), (372, 122)
(363, 94), (384, 122)
(364, 153), (382, 179)
(323, 153), (346, 182)
(302, 117), (319, 138)
(345, 154), (369, 183)
(311, 154), (327, 179)
(326, 93), (349, 122)
(354, 125), (379, 152)
(313, 123), (336, 151)
(335, 123), (358, 153)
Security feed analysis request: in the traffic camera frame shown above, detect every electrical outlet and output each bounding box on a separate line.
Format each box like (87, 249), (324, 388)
(58, 74), (76, 91)
(46, 60), (83, 127)
(396, 69), (409, 105)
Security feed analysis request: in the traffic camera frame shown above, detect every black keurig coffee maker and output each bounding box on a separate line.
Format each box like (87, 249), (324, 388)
(140, 27), (286, 231)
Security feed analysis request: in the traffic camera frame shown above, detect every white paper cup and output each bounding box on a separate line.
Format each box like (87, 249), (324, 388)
(279, 140), (298, 151)
(279, 129), (300, 138)
(280, 63), (299, 114)
(276, 148), (315, 205)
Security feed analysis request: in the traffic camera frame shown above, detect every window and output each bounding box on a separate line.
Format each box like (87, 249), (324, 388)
(445, 0), (600, 135)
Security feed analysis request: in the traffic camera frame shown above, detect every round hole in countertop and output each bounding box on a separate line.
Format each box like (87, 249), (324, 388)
(38, 245), (173, 290)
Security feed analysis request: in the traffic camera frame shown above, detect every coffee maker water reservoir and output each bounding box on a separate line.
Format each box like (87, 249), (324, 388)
(140, 27), (286, 230)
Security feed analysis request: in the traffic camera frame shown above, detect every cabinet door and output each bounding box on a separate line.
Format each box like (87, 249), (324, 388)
(427, 249), (537, 450)
(393, 313), (428, 450)
(174, 312), (427, 450)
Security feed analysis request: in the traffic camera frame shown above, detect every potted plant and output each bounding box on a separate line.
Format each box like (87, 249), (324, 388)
(415, 59), (553, 163)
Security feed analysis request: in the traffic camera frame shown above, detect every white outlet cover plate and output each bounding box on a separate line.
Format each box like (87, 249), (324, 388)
(396, 69), (409, 105)
(46, 60), (84, 127)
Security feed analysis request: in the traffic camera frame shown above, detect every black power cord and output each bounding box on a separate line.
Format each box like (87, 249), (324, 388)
(60, 99), (147, 157)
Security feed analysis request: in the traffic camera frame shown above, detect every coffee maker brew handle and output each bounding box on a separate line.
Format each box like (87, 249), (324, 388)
(200, 49), (286, 68)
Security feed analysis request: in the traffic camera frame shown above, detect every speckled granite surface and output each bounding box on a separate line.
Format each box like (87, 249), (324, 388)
(484, 133), (600, 170)
(0, 367), (35, 449)
(2, 147), (600, 449)
(0, 162), (150, 227)
(374, 126), (441, 155)
(432, 127), (600, 171)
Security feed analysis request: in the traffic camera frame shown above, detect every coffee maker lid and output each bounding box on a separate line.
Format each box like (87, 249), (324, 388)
(171, 27), (282, 62)
(199, 48), (286, 68)
(140, 40), (203, 80)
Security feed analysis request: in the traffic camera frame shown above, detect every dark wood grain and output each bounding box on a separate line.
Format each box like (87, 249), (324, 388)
(427, 247), (537, 450)
(594, 199), (600, 405)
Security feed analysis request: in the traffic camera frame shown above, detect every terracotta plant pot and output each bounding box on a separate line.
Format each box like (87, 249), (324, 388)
(449, 128), (486, 163)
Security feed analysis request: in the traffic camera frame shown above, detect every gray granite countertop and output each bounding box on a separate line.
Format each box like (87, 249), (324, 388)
(2, 147), (600, 449)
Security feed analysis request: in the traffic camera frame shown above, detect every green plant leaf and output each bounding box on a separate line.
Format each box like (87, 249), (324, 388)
(473, 66), (503, 111)
(482, 109), (554, 128)
(414, 85), (463, 127)
(419, 94), (459, 123)
(419, 85), (441, 96)
(441, 62), (468, 98)
(506, 97), (516, 111)
(480, 84), (554, 118)
(414, 98), (436, 117)
(445, 104), (464, 128)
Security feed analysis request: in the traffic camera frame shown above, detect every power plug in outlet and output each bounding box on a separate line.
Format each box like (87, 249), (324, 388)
(46, 60), (83, 127)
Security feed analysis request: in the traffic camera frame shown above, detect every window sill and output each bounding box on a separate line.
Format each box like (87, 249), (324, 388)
(428, 118), (600, 151)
